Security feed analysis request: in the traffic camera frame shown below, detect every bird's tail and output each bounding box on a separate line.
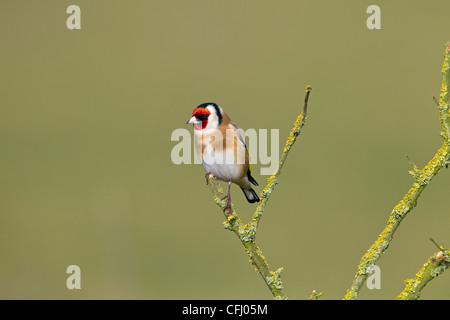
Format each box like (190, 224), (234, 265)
(240, 187), (260, 203)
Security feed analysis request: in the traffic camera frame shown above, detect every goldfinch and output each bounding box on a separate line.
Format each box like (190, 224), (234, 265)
(186, 103), (259, 208)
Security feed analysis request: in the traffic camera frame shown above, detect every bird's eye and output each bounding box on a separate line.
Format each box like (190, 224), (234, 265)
(196, 114), (209, 121)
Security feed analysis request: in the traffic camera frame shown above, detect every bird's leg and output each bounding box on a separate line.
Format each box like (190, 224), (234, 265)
(221, 181), (232, 209)
(205, 172), (215, 185)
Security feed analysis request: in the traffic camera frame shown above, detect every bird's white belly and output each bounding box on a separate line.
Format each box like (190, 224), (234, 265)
(194, 128), (246, 183)
(202, 150), (241, 182)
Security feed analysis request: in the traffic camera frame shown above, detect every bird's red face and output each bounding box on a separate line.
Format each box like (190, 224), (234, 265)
(187, 107), (211, 130)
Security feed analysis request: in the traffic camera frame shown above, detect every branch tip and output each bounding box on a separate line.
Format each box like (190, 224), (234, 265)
(430, 238), (444, 251)
(303, 85), (312, 114)
(251, 84), (311, 227)
(433, 96), (440, 107)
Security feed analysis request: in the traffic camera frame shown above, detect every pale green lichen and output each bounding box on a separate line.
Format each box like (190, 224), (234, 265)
(266, 268), (284, 290)
(266, 267), (287, 299)
(222, 220), (233, 231)
(238, 223), (256, 243)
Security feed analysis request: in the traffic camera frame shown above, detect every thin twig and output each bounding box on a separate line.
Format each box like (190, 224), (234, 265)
(252, 85), (312, 228)
(430, 237), (444, 251)
(433, 96), (440, 107)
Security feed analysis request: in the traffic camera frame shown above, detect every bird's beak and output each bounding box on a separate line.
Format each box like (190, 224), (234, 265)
(186, 116), (197, 124)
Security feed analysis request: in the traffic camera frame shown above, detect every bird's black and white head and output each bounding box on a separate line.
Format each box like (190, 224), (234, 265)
(186, 102), (223, 131)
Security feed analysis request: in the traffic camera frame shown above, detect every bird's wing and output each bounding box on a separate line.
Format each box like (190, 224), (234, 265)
(231, 123), (255, 172)
(234, 126), (247, 150)
(229, 123), (258, 186)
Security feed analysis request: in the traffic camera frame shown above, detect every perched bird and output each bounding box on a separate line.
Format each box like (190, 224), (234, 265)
(186, 102), (259, 208)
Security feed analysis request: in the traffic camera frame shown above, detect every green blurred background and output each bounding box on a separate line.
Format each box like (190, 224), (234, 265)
(1, 1), (450, 299)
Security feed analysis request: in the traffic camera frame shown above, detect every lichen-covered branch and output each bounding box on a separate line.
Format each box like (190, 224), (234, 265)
(308, 290), (323, 300)
(207, 177), (287, 299)
(343, 43), (450, 300)
(206, 85), (312, 300)
(397, 242), (450, 300)
(252, 85), (312, 228)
